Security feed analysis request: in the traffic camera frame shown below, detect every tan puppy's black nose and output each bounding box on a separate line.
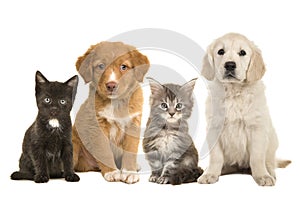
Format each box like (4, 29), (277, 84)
(106, 81), (117, 92)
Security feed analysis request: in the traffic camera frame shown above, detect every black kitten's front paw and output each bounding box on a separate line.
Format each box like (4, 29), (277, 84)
(34, 174), (49, 183)
(65, 173), (80, 182)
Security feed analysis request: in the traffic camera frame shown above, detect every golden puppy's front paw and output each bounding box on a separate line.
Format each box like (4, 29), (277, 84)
(253, 175), (275, 186)
(197, 174), (219, 184)
(120, 169), (139, 184)
(103, 170), (121, 182)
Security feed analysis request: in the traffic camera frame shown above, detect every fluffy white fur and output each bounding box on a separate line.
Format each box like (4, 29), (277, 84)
(49, 119), (60, 128)
(198, 33), (290, 186)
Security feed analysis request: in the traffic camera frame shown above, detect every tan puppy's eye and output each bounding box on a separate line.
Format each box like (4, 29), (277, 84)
(217, 49), (225, 55)
(120, 64), (128, 71)
(97, 63), (105, 70)
(239, 50), (246, 56)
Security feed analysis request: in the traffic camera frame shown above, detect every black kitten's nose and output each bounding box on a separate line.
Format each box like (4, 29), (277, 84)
(50, 107), (58, 115)
(224, 61), (236, 71)
(106, 81), (117, 92)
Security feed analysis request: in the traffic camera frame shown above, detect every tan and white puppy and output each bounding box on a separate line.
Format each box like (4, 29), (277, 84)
(198, 33), (290, 186)
(72, 42), (149, 184)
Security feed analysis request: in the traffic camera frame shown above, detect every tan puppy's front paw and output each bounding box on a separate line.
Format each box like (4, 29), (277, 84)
(103, 170), (121, 182)
(253, 175), (275, 186)
(120, 169), (139, 184)
(197, 174), (219, 184)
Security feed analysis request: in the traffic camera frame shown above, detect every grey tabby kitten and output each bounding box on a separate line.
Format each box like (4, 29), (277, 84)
(143, 78), (203, 185)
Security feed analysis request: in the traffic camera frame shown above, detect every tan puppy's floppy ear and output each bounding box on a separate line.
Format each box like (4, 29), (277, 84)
(201, 47), (215, 81)
(75, 44), (97, 83)
(130, 50), (150, 82)
(246, 46), (266, 82)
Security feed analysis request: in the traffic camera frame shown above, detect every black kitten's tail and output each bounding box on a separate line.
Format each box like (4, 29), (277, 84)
(11, 171), (34, 180)
(169, 167), (204, 185)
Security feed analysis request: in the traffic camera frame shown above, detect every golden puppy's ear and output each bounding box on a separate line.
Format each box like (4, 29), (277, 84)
(130, 50), (150, 82)
(75, 44), (97, 83)
(246, 46), (266, 82)
(201, 49), (215, 81)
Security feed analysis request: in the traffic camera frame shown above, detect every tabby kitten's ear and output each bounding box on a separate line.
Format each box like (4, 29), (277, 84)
(36, 71), (49, 84)
(147, 77), (164, 97)
(180, 78), (197, 98)
(65, 75), (79, 88)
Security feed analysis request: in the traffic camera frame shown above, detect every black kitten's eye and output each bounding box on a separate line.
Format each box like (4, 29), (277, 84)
(239, 50), (246, 56)
(44, 97), (51, 104)
(60, 99), (66, 105)
(217, 49), (225, 55)
(160, 102), (168, 110)
(175, 103), (183, 110)
(120, 64), (127, 71)
(97, 63), (105, 70)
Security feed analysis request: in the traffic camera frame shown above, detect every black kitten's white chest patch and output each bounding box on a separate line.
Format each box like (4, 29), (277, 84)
(49, 119), (60, 128)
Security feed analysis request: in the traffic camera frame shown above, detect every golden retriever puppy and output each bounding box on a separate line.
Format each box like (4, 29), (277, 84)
(198, 33), (290, 186)
(72, 41), (150, 184)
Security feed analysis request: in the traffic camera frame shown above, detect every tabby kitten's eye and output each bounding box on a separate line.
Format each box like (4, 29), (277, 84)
(175, 103), (183, 110)
(60, 99), (67, 105)
(44, 97), (51, 104)
(160, 102), (168, 110)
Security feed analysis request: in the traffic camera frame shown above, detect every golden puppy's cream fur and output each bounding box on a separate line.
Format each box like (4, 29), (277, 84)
(72, 42), (149, 184)
(198, 33), (290, 186)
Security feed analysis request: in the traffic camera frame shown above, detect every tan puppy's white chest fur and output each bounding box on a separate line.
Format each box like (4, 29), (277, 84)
(98, 104), (141, 133)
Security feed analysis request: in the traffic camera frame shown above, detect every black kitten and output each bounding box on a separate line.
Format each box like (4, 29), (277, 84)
(11, 71), (80, 183)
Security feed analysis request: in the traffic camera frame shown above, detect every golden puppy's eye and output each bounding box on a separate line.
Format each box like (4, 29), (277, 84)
(239, 50), (246, 56)
(97, 63), (105, 70)
(120, 64), (127, 71)
(217, 49), (225, 55)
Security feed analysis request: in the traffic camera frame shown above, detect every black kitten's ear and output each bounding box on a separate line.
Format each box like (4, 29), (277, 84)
(180, 78), (197, 97)
(65, 75), (79, 88)
(147, 77), (164, 96)
(36, 71), (49, 84)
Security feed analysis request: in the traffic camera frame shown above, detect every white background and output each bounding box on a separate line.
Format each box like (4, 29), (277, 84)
(0, 0), (299, 199)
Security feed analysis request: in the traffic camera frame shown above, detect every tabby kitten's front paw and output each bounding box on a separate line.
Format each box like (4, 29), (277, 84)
(34, 174), (49, 183)
(157, 176), (169, 184)
(65, 173), (80, 182)
(149, 175), (159, 182)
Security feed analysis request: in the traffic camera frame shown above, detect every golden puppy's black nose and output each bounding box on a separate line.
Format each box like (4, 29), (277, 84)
(224, 61), (236, 71)
(106, 81), (117, 92)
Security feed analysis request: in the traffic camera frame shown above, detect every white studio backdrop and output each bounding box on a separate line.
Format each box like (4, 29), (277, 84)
(0, 0), (299, 199)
